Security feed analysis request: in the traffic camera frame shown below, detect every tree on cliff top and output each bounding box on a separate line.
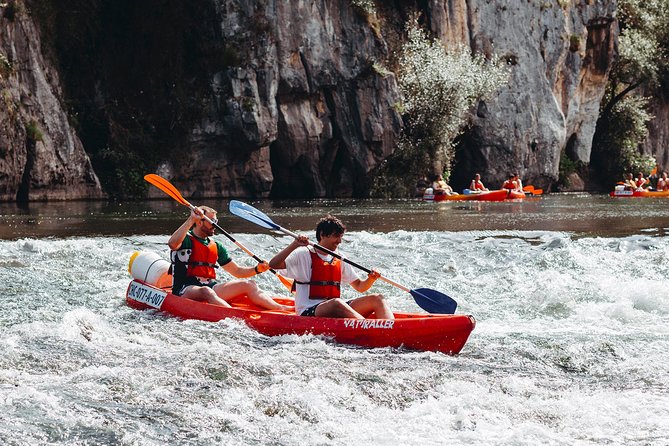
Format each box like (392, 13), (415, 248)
(371, 19), (509, 198)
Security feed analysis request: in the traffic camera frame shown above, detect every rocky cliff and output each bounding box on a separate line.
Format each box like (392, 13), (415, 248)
(0, 0), (630, 200)
(444, 0), (617, 190)
(168, 0), (403, 199)
(0, 3), (103, 202)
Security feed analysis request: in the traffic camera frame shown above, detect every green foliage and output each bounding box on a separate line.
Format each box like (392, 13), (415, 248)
(371, 19), (509, 198)
(610, 0), (669, 90)
(2, 0), (21, 21)
(97, 145), (148, 199)
(241, 96), (255, 112)
(371, 133), (431, 198)
(25, 120), (43, 142)
(221, 46), (243, 67)
(350, 0), (375, 16)
(557, 151), (587, 188)
(372, 62), (391, 77)
(558, 152), (575, 187)
(569, 34), (581, 52)
(1, 90), (15, 117)
(592, 0), (669, 185)
(539, 2), (553, 11)
(0, 52), (11, 79)
(350, 0), (381, 38)
(594, 95), (654, 181)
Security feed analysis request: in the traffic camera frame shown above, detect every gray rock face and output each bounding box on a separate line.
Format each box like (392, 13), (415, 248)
(439, 0), (617, 190)
(0, 1), (626, 199)
(0, 9), (103, 202)
(152, 0), (402, 199)
(155, 0), (619, 196)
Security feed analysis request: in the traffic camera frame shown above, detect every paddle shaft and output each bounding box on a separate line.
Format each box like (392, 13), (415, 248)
(274, 225), (411, 293)
(228, 199), (457, 314)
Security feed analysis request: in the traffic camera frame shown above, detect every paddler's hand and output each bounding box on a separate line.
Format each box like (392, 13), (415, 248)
(190, 206), (204, 222)
(254, 261), (270, 275)
(367, 269), (381, 281)
(292, 235), (310, 247)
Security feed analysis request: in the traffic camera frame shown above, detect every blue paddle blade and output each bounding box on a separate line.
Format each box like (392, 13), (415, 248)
(229, 200), (279, 230)
(410, 288), (457, 314)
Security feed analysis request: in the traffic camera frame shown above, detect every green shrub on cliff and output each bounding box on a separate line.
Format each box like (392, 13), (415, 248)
(25, 120), (43, 142)
(593, 95), (655, 179)
(0, 53), (12, 79)
(372, 20), (509, 198)
(592, 0), (669, 183)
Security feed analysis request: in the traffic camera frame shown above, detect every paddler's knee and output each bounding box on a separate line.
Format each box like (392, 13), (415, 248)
(246, 280), (260, 292)
(233, 279), (260, 293)
(366, 293), (386, 303)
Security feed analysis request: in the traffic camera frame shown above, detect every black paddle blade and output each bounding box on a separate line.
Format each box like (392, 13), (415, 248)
(410, 288), (457, 314)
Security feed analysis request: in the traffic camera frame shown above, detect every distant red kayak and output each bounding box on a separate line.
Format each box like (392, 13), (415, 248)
(423, 189), (525, 202)
(610, 189), (669, 198)
(126, 279), (476, 355)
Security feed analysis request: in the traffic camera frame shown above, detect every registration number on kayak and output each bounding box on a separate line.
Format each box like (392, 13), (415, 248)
(344, 319), (394, 329)
(128, 281), (167, 309)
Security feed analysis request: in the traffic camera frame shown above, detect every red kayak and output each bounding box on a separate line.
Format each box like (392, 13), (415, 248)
(610, 189), (669, 198)
(423, 189), (525, 202)
(126, 279), (476, 355)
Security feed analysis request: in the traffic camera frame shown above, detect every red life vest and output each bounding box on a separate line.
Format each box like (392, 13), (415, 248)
(502, 180), (516, 190)
(308, 250), (341, 300)
(472, 180), (485, 190)
(186, 235), (218, 279)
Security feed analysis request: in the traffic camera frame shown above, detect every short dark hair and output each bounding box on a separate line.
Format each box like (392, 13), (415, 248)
(316, 215), (346, 241)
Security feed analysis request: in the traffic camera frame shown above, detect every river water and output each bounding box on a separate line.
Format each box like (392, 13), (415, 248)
(1, 194), (668, 445)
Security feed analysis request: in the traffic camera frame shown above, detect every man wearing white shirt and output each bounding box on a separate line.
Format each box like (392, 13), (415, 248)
(269, 215), (394, 319)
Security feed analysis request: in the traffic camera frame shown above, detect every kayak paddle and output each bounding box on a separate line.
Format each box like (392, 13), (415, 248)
(522, 185), (543, 196)
(228, 200), (457, 314)
(143, 174), (294, 291)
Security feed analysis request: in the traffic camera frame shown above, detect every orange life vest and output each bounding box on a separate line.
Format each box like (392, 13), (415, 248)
(307, 250), (341, 300)
(186, 235), (218, 279)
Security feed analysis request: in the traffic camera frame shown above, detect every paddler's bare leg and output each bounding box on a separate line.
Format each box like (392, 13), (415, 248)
(349, 294), (395, 319)
(181, 285), (232, 307)
(314, 298), (364, 319)
(213, 280), (291, 311)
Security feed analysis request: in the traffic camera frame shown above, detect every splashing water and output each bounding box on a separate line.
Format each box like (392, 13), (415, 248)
(1, 196), (669, 445)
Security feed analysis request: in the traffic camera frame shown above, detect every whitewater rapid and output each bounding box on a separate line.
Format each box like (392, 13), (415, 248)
(1, 227), (668, 445)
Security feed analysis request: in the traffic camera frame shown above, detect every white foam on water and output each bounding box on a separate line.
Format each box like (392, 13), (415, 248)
(1, 231), (669, 445)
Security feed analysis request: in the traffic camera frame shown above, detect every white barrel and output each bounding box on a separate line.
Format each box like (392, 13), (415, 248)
(128, 251), (171, 288)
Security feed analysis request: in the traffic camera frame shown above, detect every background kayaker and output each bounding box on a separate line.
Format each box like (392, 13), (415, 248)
(414, 176), (430, 197)
(623, 173), (638, 190)
(168, 206), (290, 311)
(269, 215), (394, 320)
(657, 172), (669, 191)
(502, 173), (523, 192)
(469, 173), (489, 191)
(431, 174), (457, 196)
(635, 172), (650, 190)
